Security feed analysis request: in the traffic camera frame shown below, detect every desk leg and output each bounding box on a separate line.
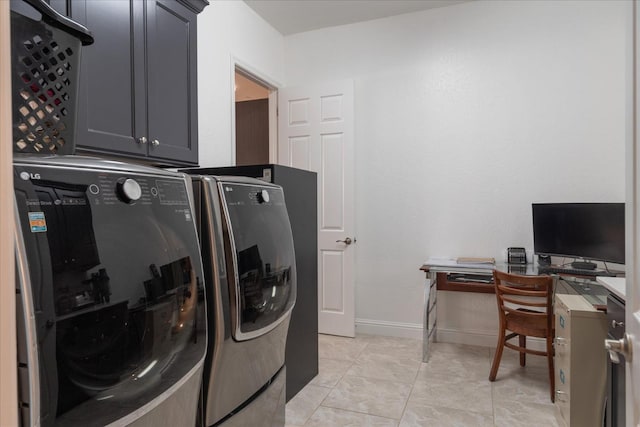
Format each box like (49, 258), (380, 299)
(423, 272), (437, 362)
(423, 281), (429, 362)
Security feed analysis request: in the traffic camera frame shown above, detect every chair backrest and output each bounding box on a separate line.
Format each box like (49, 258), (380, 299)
(493, 270), (554, 334)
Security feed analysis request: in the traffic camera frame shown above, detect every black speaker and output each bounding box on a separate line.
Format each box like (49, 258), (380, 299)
(538, 254), (551, 266)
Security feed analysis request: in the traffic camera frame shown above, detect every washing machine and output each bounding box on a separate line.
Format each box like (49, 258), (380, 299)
(190, 175), (296, 427)
(13, 155), (207, 426)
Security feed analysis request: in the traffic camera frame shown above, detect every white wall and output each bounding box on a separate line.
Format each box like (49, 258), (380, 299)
(197, 1), (284, 167)
(284, 0), (629, 339)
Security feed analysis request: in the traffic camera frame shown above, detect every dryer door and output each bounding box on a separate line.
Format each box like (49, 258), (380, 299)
(219, 182), (296, 341)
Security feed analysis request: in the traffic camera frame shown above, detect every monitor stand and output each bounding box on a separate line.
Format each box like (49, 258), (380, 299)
(571, 260), (597, 270)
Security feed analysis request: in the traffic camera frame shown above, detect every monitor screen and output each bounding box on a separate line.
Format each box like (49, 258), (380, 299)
(532, 203), (625, 264)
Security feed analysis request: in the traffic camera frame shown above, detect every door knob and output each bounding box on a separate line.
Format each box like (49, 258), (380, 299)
(151, 139), (160, 147)
(138, 136), (148, 144)
(336, 237), (356, 245)
(605, 333), (632, 364)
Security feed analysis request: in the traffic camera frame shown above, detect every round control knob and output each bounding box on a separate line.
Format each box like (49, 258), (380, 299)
(116, 178), (142, 203)
(257, 189), (270, 203)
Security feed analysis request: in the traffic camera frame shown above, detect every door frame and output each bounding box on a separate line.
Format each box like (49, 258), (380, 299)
(628, 1), (640, 423)
(0, 1), (17, 424)
(230, 57), (281, 166)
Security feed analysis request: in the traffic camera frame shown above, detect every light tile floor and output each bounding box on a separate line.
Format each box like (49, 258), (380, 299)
(285, 334), (559, 427)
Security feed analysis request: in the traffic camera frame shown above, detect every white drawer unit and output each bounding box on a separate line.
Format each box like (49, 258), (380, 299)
(554, 294), (607, 427)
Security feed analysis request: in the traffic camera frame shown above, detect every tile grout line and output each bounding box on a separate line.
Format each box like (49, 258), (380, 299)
(297, 334), (557, 426)
(303, 338), (364, 426)
(316, 338), (417, 424)
(396, 359), (423, 426)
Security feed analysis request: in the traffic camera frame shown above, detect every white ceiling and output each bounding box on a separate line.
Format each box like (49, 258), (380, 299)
(243, 0), (471, 36)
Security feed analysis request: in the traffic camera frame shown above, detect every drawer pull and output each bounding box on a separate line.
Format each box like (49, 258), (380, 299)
(554, 337), (567, 347)
(611, 320), (624, 329)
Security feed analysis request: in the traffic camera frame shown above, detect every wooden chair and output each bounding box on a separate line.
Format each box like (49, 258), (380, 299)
(489, 270), (555, 402)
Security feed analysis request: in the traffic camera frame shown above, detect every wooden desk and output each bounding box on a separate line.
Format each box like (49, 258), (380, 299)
(420, 262), (536, 294)
(419, 262), (615, 361)
(419, 263), (533, 361)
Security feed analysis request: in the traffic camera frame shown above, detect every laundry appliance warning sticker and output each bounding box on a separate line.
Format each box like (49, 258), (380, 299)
(28, 212), (47, 233)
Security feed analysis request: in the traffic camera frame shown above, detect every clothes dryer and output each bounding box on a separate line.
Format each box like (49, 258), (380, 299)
(191, 175), (296, 427)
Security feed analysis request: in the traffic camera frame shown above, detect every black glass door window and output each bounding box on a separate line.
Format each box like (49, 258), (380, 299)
(221, 183), (296, 337)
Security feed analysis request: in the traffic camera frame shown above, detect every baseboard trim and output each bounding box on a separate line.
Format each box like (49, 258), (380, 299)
(355, 318), (423, 340)
(353, 321), (547, 351)
(436, 328), (547, 351)
(435, 328), (497, 348)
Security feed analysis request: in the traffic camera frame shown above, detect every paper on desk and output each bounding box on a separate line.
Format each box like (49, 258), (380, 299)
(456, 257), (495, 265)
(424, 257), (495, 270)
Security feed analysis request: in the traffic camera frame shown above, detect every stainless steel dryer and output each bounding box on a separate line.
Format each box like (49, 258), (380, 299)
(13, 155), (207, 426)
(191, 175), (296, 427)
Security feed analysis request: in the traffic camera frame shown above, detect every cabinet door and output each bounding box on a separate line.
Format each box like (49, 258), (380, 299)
(145, 0), (198, 164)
(73, 0), (147, 156)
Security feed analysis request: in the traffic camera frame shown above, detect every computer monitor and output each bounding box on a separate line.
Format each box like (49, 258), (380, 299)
(532, 203), (625, 266)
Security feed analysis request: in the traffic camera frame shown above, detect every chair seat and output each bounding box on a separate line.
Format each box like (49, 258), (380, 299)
(505, 309), (548, 338)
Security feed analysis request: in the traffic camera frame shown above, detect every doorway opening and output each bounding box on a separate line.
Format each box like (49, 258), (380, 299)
(234, 67), (276, 166)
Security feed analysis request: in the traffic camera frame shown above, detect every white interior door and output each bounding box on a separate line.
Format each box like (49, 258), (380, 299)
(278, 80), (355, 337)
(627, 2), (640, 424)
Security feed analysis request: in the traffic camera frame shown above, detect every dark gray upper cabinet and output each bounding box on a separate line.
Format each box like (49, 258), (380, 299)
(55, 0), (206, 166)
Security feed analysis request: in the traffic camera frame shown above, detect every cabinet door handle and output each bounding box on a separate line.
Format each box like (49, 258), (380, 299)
(151, 139), (160, 147)
(138, 136), (148, 145)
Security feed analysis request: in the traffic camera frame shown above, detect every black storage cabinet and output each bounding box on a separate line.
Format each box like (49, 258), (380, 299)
(184, 164), (318, 401)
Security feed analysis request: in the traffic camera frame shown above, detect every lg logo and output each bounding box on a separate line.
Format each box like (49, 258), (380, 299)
(19, 172), (41, 181)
